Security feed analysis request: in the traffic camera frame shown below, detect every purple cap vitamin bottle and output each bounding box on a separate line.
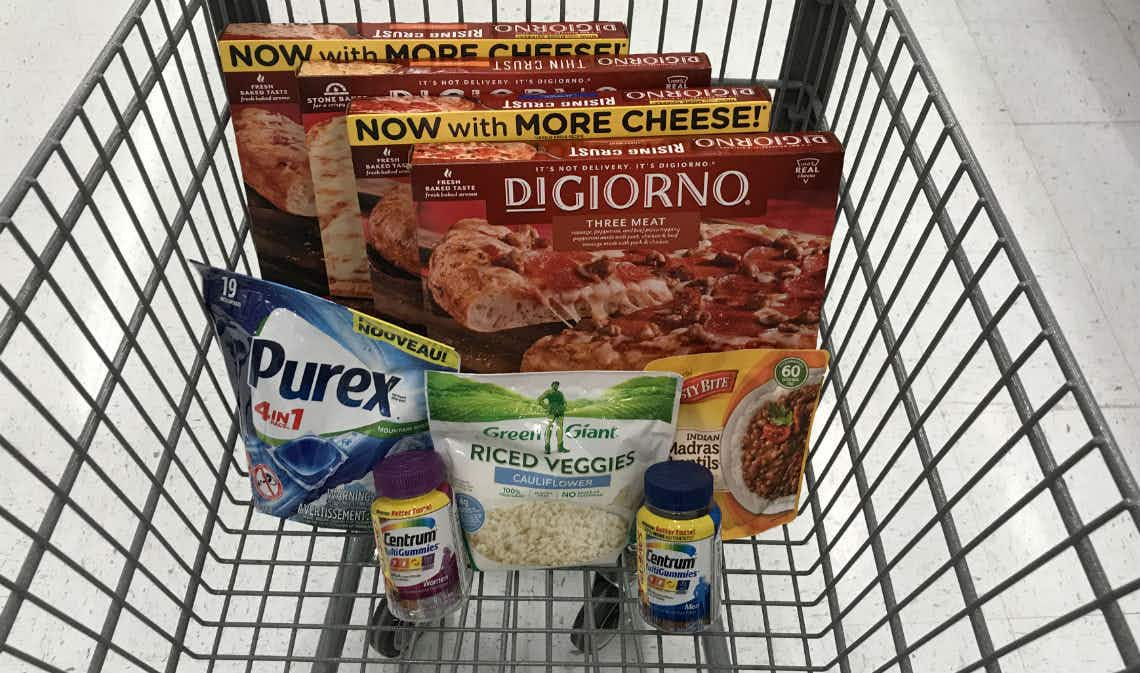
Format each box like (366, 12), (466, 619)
(371, 450), (469, 622)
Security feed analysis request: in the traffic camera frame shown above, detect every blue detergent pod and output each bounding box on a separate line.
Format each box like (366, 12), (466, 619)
(272, 435), (348, 491)
(324, 431), (386, 493)
(195, 264), (459, 530)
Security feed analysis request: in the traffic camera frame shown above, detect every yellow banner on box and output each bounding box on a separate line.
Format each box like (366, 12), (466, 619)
(219, 38), (629, 72)
(346, 100), (772, 145)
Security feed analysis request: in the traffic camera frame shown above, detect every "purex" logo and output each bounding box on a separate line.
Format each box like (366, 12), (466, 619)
(247, 338), (401, 416)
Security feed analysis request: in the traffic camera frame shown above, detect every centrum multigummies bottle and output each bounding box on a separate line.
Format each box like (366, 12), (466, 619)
(636, 461), (721, 633)
(371, 451), (470, 622)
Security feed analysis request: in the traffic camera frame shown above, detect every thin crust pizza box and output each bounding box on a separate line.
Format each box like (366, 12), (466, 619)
(299, 54), (712, 328)
(356, 22), (629, 57)
(217, 21), (629, 299)
(409, 132), (843, 372)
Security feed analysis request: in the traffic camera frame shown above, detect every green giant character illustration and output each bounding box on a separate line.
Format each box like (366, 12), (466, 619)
(537, 380), (568, 454)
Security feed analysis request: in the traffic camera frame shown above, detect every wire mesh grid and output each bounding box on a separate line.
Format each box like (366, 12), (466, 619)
(0, 0), (1136, 671)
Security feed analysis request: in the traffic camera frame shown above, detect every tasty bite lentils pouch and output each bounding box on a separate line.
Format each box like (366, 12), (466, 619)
(645, 349), (827, 539)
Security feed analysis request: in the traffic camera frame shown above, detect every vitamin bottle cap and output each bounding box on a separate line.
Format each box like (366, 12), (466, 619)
(374, 450), (446, 500)
(644, 461), (714, 512)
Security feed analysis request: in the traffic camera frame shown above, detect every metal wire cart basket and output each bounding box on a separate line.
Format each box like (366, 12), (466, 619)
(1, 0), (1138, 671)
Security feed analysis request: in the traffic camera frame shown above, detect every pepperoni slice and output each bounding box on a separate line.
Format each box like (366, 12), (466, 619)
(781, 273), (825, 299)
(665, 257), (730, 282)
(766, 295), (822, 322)
(710, 274), (780, 309)
(613, 262), (658, 283)
(742, 246), (797, 276)
(708, 229), (771, 256)
(801, 253), (830, 275)
(702, 307), (770, 339)
(617, 249), (667, 268)
(522, 250), (596, 292)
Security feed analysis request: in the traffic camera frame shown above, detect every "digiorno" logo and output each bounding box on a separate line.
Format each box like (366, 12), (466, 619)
(503, 169), (750, 213)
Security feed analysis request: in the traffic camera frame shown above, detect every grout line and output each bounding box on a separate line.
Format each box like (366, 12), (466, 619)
(955, 0), (1117, 26)
(1002, 129), (1079, 253)
(941, 0), (1023, 125)
(1102, 0), (1140, 66)
(955, 1), (1140, 127)
(1014, 120), (1140, 127)
(1000, 117), (1140, 401)
(1062, 246), (1140, 400)
(1001, 118), (1140, 406)
(1074, 245), (1140, 397)
(941, 401), (1140, 411)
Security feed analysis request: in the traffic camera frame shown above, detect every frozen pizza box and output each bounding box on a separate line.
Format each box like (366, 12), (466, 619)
(409, 132), (843, 372)
(298, 54), (712, 326)
(347, 87), (772, 335)
(217, 21), (629, 300)
(356, 21), (629, 58)
(299, 54), (711, 110)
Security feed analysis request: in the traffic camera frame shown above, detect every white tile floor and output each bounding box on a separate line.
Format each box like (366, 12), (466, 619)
(905, 1), (1140, 423)
(0, 1), (1138, 671)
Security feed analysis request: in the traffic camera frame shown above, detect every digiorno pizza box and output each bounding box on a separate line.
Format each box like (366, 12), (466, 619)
(217, 21), (628, 301)
(298, 54), (712, 328)
(346, 86), (771, 335)
(409, 132), (843, 373)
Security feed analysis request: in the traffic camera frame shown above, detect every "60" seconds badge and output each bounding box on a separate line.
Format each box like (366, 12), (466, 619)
(774, 357), (809, 388)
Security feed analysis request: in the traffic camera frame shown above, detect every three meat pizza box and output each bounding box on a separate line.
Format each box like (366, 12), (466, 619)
(217, 21), (629, 299)
(298, 54), (712, 322)
(346, 86), (772, 331)
(409, 132), (843, 373)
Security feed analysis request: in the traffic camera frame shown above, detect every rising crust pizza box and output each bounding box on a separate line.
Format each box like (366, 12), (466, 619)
(346, 86), (772, 333)
(217, 21), (629, 300)
(409, 132), (843, 373)
(298, 54), (712, 325)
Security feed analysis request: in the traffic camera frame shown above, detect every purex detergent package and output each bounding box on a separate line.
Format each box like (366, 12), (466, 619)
(195, 263), (458, 529)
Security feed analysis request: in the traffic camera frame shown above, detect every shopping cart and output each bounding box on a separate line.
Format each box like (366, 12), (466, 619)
(1, 0), (1137, 671)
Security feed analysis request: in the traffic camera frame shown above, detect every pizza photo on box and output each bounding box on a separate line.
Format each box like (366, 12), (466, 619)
(358, 141), (545, 348)
(342, 97), (536, 329)
(219, 22), (359, 297)
(409, 133), (843, 372)
(219, 20), (632, 299)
